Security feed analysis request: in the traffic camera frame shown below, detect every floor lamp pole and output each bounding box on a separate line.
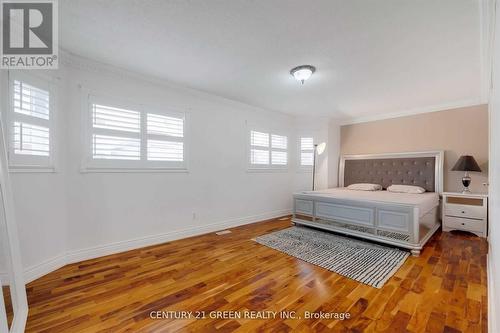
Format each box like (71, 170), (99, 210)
(312, 144), (318, 191)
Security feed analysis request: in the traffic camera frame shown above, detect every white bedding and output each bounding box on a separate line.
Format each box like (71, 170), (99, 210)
(301, 187), (439, 217)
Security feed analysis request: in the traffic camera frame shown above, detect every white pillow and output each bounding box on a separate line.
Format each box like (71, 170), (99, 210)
(387, 185), (426, 194)
(347, 183), (382, 191)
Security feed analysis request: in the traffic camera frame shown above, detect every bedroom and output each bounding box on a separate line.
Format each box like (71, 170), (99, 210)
(0, 1), (499, 332)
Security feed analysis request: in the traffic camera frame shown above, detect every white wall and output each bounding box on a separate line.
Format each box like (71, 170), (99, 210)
(64, 60), (297, 254)
(328, 120), (341, 188)
(488, 2), (500, 330)
(1, 55), (339, 280)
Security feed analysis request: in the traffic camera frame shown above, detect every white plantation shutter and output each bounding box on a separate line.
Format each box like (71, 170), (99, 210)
(13, 122), (50, 156)
(271, 134), (287, 166)
(300, 137), (314, 166)
(86, 97), (187, 170)
(91, 104), (141, 161)
(271, 151), (287, 165)
(250, 130), (270, 165)
(301, 152), (313, 166)
(301, 137), (314, 150)
(146, 113), (184, 162)
(271, 135), (287, 149)
(93, 104), (140, 133)
(249, 130), (288, 168)
(93, 134), (140, 160)
(13, 80), (50, 120)
(9, 77), (53, 168)
(251, 149), (269, 165)
(147, 140), (183, 161)
(251, 131), (269, 147)
(147, 113), (183, 137)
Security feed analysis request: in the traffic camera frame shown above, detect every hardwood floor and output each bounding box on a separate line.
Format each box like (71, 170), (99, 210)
(2, 286), (13, 328)
(25, 217), (488, 332)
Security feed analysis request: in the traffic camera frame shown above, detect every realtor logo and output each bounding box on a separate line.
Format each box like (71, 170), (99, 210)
(1, 0), (58, 69)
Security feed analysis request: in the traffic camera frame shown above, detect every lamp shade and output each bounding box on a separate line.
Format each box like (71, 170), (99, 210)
(316, 142), (326, 155)
(451, 155), (482, 172)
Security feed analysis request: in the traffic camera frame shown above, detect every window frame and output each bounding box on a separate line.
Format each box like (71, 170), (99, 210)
(247, 126), (289, 172)
(81, 92), (188, 173)
(5, 71), (57, 172)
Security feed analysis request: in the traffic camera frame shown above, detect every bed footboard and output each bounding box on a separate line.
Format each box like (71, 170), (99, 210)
(292, 194), (440, 256)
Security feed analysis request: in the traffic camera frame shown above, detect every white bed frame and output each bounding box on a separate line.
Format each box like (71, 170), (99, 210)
(292, 151), (444, 256)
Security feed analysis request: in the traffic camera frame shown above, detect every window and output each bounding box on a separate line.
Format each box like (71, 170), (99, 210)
(249, 130), (288, 169)
(300, 137), (314, 167)
(8, 76), (53, 170)
(84, 96), (186, 171)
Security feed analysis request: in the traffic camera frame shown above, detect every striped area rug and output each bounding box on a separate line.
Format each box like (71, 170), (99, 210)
(254, 226), (409, 288)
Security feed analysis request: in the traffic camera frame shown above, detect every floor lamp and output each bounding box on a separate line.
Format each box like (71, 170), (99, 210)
(312, 142), (326, 191)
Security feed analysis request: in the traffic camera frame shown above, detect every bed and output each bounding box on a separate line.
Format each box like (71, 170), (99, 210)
(292, 151), (444, 256)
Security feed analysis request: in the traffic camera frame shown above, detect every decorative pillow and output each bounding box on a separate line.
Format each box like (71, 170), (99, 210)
(347, 183), (382, 191)
(387, 185), (426, 194)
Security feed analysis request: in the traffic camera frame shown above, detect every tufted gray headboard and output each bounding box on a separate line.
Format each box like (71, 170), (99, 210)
(339, 151), (444, 193)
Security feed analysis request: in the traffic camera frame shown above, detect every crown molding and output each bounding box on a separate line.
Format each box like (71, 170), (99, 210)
(338, 99), (485, 126)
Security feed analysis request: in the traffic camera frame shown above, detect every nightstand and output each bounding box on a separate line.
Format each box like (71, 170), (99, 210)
(442, 192), (488, 237)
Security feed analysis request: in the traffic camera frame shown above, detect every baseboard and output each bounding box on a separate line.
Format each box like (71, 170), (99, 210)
(488, 253), (497, 333)
(23, 209), (291, 283)
(0, 271), (9, 285)
(24, 254), (67, 284)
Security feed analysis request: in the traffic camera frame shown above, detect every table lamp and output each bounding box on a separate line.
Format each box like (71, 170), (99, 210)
(451, 155), (482, 193)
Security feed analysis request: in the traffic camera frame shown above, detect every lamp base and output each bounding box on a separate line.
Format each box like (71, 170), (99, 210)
(461, 174), (471, 194)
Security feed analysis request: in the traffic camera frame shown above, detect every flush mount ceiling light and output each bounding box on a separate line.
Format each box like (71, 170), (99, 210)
(290, 65), (316, 84)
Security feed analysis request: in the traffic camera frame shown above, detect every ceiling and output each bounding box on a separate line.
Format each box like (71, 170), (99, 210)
(60, 0), (483, 120)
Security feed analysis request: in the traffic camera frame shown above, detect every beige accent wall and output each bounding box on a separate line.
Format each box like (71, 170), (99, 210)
(340, 105), (489, 193)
